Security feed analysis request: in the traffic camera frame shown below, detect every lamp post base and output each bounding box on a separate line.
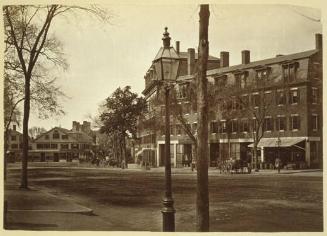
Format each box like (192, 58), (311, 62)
(162, 197), (175, 232)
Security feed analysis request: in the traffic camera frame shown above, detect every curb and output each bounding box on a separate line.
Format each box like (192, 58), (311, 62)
(7, 208), (94, 215)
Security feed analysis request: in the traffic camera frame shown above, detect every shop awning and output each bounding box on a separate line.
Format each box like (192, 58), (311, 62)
(248, 137), (306, 148)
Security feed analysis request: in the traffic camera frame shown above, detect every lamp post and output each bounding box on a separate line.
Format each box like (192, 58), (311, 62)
(276, 133), (281, 171)
(153, 27), (180, 232)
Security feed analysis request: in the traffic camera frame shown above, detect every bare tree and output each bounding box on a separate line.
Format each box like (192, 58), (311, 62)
(28, 126), (47, 139)
(213, 72), (277, 170)
(4, 5), (110, 188)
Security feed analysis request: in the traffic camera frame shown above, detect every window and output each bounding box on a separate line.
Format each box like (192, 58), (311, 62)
(170, 125), (175, 136)
(232, 97), (238, 110)
(62, 134), (68, 140)
(264, 117), (273, 132)
(178, 84), (188, 99)
(45, 135), (49, 140)
(312, 87), (318, 104)
(235, 72), (248, 89)
(210, 121), (218, 134)
(290, 88), (299, 104)
(256, 69), (269, 81)
(312, 114), (318, 131)
(192, 123), (197, 134)
(231, 119), (238, 133)
(240, 119), (249, 133)
(276, 116), (286, 131)
(11, 144), (18, 149)
(240, 95), (248, 110)
(51, 144), (58, 149)
(176, 125), (182, 135)
(276, 90), (286, 105)
(290, 115), (301, 130)
(220, 120), (227, 133)
(53, 131), (60, 139)
(71, 143), (79, 149)
(283, 63), (297, 82)
(61, 144), (69, 150)
(264, 91), (273, 106)
(252, 93), (260, 107)
(183, 102), (191, 114)
(214, 75), (227, 88)
(11, 135), (16, 141)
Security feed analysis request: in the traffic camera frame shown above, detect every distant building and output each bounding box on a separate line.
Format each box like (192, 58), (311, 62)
(138, 34), (322, 169)
(30, 121), (96, 162)
(6, 125), (32, 162)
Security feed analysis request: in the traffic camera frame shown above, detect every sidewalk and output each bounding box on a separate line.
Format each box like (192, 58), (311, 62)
(4, 179), (94, 230)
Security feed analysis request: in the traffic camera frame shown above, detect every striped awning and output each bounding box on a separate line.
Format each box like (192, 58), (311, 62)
(248, 137), (306, 148)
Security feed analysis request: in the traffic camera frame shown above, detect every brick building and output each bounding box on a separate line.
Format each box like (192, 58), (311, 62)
(138, 34), (322, 169)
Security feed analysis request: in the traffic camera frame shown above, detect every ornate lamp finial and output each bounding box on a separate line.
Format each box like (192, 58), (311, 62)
(162, 27), (171, 48)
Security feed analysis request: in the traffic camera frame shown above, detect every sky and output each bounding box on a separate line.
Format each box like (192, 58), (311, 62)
(26, 3), (322, 131)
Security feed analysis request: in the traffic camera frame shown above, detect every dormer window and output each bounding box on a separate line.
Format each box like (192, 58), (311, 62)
(234, 71), (248, 89)
(255, 67), (271, 82)
(53, 131), (60, 139)
(282, 62), (298, 83)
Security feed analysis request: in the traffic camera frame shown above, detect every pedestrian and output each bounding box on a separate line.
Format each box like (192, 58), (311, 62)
(275, 157), (281, 173)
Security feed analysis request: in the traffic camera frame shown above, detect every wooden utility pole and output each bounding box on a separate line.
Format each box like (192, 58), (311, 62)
(196, 4), (210, 232)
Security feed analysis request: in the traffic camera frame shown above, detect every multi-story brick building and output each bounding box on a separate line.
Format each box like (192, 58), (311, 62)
(138, 33), (322, 169)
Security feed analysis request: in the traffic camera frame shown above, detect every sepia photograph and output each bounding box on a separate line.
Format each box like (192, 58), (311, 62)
(3, 0), (324, 232)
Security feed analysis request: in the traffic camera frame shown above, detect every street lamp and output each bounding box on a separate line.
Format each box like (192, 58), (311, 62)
(153, 27), (180, 232)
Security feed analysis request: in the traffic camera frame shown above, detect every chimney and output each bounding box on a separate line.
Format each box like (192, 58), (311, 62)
(82, 121), (91, 133)
(72, 121), (80, 132)
(315, 33), (322, 50)
(175, 41), (180, 54)
(220, 51), (229, 67)
(13, 125), (16, 131)
(187, 48), (195, 75)
(241, 50), (250, 64)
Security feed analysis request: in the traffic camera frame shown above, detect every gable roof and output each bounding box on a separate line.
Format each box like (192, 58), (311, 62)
(34, 127), (70, 141)
(207, 49), (318, 76)
(34, 126), (95, 144)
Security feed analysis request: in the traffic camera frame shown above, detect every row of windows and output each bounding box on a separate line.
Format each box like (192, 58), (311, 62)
(219, 87), (318, 112)
(45, 132), (69, 140)
(156, 114), (318, 139)
(210, 114), (319, 134)
(158, 87), (319, 119)
(214, 62), (299, 89)
(160, 123), (198, 136)
(10, 144), (32, 149)
(35, 143), (90, 150)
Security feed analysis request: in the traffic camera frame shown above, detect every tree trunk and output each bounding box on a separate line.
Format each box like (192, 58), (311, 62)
(122, 136), (127, 169)
(4, 131), (9, 181)
(21, 76), (31, 189)
(196, 4), (210, 232)
(253, 142), (258, 171)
